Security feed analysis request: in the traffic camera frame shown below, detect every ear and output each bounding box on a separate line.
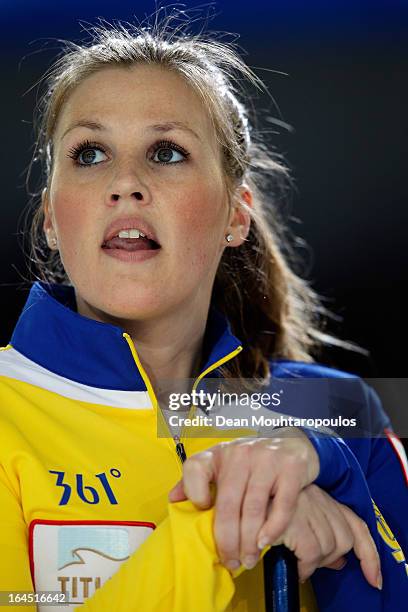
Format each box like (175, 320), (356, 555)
(226, 183), (253, 246)
(42, 187), (54, 233)
(42, 187), (58, 249)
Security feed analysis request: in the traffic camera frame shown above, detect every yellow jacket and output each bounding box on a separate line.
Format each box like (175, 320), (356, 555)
(0, 282), (320, 610)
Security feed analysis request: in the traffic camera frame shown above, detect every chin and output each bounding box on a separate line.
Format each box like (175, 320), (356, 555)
(93, 292), (172, 323)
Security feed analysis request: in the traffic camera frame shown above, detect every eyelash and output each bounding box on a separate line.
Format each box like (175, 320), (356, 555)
(66, 138), (190, 168)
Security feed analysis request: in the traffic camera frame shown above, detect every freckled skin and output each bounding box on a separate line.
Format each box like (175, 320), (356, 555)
(43, 64), (249, 329)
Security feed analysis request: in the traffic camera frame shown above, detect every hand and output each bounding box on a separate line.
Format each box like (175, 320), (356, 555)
(168, 429), (319, 571)
(261, 483), (382, 589)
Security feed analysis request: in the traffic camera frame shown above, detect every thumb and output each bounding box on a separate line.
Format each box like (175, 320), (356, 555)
(168, 480), (187, 502)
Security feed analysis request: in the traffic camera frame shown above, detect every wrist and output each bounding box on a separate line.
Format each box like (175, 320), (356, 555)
(271, 426), (320, 484)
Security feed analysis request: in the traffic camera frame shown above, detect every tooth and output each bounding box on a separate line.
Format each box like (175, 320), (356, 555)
(129, 229), (140, 239)
(118, 230), (130, 238)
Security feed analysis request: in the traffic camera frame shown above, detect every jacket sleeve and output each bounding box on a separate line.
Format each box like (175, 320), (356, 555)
(0, 463), (37, 611)
(356, 386), (408, 555)
(306, 382), (408, 611)
(74, 500), (260, 612)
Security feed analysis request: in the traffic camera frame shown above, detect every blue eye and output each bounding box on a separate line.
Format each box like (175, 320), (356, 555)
(67, 140), (107, 167)
(151, 140), (189, 165)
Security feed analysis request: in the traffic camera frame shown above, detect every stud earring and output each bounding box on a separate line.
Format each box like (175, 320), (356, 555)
(50, 237), (57, 248)
(225, 233), (234, 243)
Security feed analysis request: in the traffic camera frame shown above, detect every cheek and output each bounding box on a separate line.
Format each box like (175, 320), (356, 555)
(174, 182), (228, 260)
(52, 193), (92, 261)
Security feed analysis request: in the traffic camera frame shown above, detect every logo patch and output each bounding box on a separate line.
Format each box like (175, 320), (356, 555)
(29, 520), (155, 610)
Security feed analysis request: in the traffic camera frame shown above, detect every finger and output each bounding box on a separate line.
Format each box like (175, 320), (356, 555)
(270, 492), (323, 583)
(325, 557), (347, 570)
(257, 473), (300, 547)
(239, 466), (275, 568)
(214, 445), (251, 570)
(306, 490), (336, 560)
(284, 493), (329, 582)
(181, 450), (216, 509)
(339, 504), (382, 590)
(168, 480), (187, 502)
(306, 484), (353, 568)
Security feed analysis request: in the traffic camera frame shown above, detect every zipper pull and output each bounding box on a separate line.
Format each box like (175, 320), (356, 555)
(174, 435), (187, 464)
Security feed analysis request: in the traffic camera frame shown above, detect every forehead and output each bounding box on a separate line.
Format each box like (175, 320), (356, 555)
(54, 64), (215, 144)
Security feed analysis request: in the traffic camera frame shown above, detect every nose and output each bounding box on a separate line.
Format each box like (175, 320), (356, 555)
(106, 163), (152, 207)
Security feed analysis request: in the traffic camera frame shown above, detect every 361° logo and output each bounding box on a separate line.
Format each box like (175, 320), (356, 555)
(48, 468), (121, 505)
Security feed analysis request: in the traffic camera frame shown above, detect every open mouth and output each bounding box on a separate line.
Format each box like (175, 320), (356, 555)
(102, 235), (161, 252)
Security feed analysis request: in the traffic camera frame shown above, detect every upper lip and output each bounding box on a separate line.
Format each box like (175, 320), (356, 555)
(102, 217), (160, 245)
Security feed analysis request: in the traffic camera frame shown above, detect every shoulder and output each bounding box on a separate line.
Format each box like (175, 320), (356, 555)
(270, 358), (358, 380)
(269, 359), (390, 434)
(0, 344), (32, 386)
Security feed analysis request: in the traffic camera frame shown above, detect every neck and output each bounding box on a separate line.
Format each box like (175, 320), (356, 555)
(75, 293), (211, 394)
(128, 307), (207, 391)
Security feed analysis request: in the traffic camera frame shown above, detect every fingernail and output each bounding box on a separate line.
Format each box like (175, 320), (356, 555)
(257, 537), (269, 550)
(243, 555), (258, 570)
(225, 559), (241, 570)
(377, 572), (383, 591)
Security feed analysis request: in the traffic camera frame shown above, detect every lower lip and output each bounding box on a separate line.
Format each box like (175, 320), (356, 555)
(101, 247), (161, 263)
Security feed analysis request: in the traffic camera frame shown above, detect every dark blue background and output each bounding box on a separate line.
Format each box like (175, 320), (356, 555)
(2, 0), (407, 379)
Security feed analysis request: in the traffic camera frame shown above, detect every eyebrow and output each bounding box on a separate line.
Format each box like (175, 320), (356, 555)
(60, 120), (201, 142)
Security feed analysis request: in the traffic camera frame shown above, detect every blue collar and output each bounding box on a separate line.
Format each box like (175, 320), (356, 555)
(10, 282), (242, 392)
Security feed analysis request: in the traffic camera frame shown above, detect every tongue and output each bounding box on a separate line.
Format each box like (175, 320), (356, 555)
(103, 237), (158, 251)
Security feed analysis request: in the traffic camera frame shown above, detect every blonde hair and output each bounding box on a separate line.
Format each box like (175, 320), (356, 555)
(24, 11), (360, 380)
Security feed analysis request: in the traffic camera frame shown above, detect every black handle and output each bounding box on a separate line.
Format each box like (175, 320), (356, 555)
(263, 545), (300, 611)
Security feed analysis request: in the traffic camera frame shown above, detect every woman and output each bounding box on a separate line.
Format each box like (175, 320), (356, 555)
(1, 14), (407, 611)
